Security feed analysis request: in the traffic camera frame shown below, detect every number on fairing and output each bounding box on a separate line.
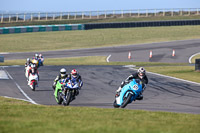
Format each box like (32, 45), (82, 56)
(133, 85), (138, 90)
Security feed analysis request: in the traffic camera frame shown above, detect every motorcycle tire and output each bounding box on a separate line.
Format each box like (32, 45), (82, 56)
(57, 91), (63, 105)
(121, 93), (132, 108)
(63, 91), (72, 106)
(113, 100), (120, 108)
(32, 82), (35, 91)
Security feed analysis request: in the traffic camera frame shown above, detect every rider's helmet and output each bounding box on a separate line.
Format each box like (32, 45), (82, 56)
(35, 53), (39, 59)
(137, 67), (146, 79)
(31, 64), (36, 73)
(26, 58), (31, 63)
(60, 68), (67, 78)
(39, 54), (42, 58)
(71, 69), (78, 78)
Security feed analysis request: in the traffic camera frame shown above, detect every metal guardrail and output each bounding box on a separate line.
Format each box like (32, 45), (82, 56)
(1, 8), (200, 23)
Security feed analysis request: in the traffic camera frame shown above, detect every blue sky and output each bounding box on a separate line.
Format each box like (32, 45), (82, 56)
(1, 0), (200, 12)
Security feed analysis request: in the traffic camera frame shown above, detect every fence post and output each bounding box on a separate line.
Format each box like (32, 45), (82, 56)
(38, 12), (40, 21)
(31, 13), (33, 21)
(82, 12), (84, 19)
(46, 13), (48, 20)
(171, 9), (173, 16)
(68, 13), (69, 20)
(16, 13), (18, 22)
(197, 8), (199, 15)
(53, 14), (55, 20)
(97, 11), (99, 19)
(105, 11), (107, 18)
(90, 12), (92, 19)
(60, 13), (62, 20)
(180, 9), (182, 16)
(163, 9), (165, 16)
(154, 9), (157, 16)
(188, 8), (191, 16)
(9, 15), (11, 22)
(121, 10), (123, 18)
(74, 12), (76, 20)
(138, 9), (140, 17)
(129, 10), (132, 17)
(113, 10), (115, 17)
(1, 14), (3, 23)
(146, 9), (148, 17)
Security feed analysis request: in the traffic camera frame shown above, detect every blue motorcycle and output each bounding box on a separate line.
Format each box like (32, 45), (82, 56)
(113, 79), (144, 108)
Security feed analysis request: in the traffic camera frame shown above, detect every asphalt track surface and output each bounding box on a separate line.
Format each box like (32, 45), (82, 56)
(3, 39), (200, 63)
(1, 39), (200, 114)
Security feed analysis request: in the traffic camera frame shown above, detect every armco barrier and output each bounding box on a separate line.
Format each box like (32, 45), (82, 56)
(84, 19), (200, 30)
(0, 24), (84, 34)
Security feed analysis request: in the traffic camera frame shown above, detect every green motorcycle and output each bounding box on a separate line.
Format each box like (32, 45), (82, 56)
(54, 80), (64, 105)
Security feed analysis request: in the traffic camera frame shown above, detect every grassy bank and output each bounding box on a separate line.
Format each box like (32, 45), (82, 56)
(0, 97), (200, 133)
(0, 25), (200, 52)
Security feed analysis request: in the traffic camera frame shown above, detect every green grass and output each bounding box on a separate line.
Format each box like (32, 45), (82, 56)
(0, 97), (200, 133)
(1, 25), (200, 52)
(145, 66), (200, 83)
(1, 15), (200, 27)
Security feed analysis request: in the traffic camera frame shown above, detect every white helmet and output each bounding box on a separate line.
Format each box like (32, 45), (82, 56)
(60, 68), (67, 77)
(35, 53), (39, 58)
(138, 67), (146, 79)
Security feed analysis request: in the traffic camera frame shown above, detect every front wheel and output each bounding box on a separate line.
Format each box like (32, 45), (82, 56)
(121, 93), (132, 108)
(63, 91), (72, 106)
(113, 100), (120, 108)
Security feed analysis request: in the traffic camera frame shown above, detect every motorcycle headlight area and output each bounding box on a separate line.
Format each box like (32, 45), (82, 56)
(133, 85), (139, 90)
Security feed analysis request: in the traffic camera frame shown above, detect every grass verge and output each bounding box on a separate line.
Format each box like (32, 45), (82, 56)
(0, 25), (200, 52)
(0, 97), (200, 133)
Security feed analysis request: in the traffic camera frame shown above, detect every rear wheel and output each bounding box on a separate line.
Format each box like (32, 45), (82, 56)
(32, 82), (35, 91)
(57, 91), (63, 105)
(121, 93), (132, 108)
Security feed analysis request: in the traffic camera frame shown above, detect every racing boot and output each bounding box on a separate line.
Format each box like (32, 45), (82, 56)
(136, 93), (143, 100)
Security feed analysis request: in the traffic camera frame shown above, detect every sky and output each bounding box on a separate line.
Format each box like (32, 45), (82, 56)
(1, 0), (200, 13)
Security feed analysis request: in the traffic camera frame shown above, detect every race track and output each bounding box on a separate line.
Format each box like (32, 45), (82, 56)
(1, 39), (200, 114)
(2, 65), (200, 114)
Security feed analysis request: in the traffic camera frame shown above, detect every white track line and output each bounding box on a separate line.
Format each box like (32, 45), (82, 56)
(2, 96), (30, 103)
(4, 69), (38, 105)
(189, 52), (200, 64)
(106, 54), (111, 62)
(128, 67), (200, 86)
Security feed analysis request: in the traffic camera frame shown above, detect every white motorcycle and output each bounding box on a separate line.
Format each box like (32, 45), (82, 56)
(28, 73), (39, 91)
(25, 65), (31, 79)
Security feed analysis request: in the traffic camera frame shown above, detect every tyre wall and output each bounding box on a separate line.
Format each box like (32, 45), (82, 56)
(84, 19), (200, 30)
(0, 24), (84, 34)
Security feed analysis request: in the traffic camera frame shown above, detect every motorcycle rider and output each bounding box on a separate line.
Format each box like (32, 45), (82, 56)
(116, 67), (148, 100)
(33, 53), (39, 60)
(52, 68), (69, 90)
(38, 54), (44, 66)
(25, 58), (32, 67)
(65, 69), (83, 99)
(27, 64), (39, 86)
